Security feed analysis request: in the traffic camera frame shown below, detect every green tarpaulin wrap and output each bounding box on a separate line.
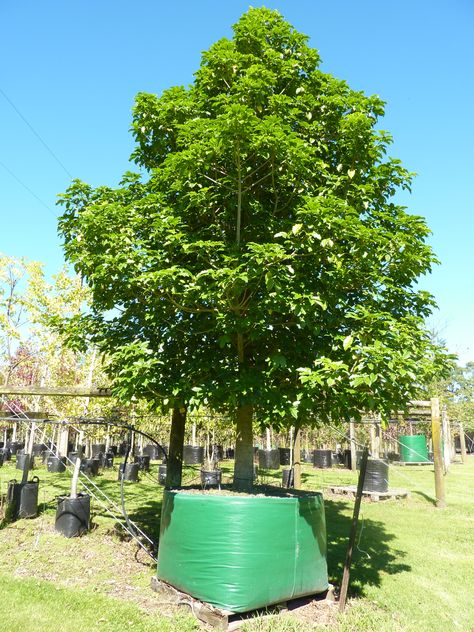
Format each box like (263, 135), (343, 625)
(399, 435), (429, 462)
(157, 490), (328, 613)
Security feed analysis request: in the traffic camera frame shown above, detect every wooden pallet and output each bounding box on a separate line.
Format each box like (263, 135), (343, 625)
(392, 461), (433, 466)
(150, 576), (335, 630)
(327, 485), (410, 502)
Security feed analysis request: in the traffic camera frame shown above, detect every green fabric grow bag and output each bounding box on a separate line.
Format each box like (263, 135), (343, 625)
(157, 489), (328, 612)
(399, 435), (429, 462)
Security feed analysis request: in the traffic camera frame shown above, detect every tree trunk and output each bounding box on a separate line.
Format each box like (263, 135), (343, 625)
(233, 404), (254, 492)
(166, 407), (186, 488)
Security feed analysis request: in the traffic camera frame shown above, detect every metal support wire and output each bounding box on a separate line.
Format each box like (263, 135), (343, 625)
(1, 399), (158, 560)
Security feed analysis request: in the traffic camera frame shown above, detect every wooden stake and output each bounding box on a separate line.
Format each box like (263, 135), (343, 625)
(369, 422), (376, 457)
(431, 398), (446, 508)
(459, 422), (467, 464)
(293, 427), (301, 488)
(441, 406), (451, 472)
(339, 447), (369, 613)
(374, 418), (381, 459)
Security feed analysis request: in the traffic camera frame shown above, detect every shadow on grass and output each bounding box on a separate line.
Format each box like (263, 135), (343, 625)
(412, 490), (437, 506)
(325, 498), (411, 597)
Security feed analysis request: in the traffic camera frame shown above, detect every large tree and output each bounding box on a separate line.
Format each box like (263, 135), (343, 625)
(58, 8), (448, 490)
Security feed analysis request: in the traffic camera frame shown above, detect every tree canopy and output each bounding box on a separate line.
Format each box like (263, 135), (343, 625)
(58, 8), (449, 487)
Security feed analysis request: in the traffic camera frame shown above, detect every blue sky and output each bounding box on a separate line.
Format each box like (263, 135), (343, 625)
(1, 1), (473, 364)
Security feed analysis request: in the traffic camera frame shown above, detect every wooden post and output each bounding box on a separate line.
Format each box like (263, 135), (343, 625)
(441, 406), (451, 471)
(339, 447), (369, 612)
(293, 427), (301, 488)
(349, 421), (356, 471)
(459, 422), (467, 464)
(369, 422), (377, 458)
(58, 423), (70, 457)
(374, 417), (381, 459)
(431, 398), (446, 508)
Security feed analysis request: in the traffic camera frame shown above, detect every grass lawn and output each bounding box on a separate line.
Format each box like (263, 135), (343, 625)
(0, 452), (473, 631)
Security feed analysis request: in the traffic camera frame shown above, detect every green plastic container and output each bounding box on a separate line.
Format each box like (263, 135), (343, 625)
(399, 435), (429, 462)
(157, 489), (328, 612)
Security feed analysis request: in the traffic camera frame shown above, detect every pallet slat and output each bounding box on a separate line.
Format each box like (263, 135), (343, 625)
(150, 576), (335, 629)
(328, 485), (410, 502)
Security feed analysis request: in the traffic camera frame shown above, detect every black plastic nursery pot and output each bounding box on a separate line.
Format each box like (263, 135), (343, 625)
(42, 449), (55, 464)
(278, 447), (291, 466)
(282, 468), (294, 488)
(158, 464), (167, 485)
(135, 454), (151, 471)
(118, 462), (139, 482)
(55, 494), (91, 538)
(143, 444), (168, 461)
(200, 469), (222, 487)
(258, 448), (280, 469)
(16, 452), (34, 471)
(8, 441), (24, 456)
(47, 456), (66, 473)
(100, 452), (114, 468)
(225, 448), (235, 459)
(143, 444), (160, 460)
(0, 447), (12, 462)
(157, 489), (328, 613)
(183, 445), (204, 465)
(68, 451), (79, 463)
(32, 443), (48, 456)
(313, 449), (332, 469)
(343, 449), (364, 470)
(362, 459), (389, 493)
(91, 443), (106, 457)
(6, 477), (40, 520)
(81, 458), (100, 476)
(210, 445), (224, 461)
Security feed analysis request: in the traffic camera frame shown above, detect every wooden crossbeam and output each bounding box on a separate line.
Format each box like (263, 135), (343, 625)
(0, 385), (112, 398)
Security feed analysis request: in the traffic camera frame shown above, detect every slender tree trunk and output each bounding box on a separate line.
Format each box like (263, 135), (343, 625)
(233, 404), (254, 492)
(166, 407), (186, 488)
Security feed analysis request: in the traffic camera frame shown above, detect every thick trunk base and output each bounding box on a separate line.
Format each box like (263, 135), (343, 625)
(166, 408), (186, 488)
(233, 404), (254, 492)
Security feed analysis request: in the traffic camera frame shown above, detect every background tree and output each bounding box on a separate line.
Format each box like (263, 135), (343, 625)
(58, 8), (450, 490)
(0, 253), (115, 421)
